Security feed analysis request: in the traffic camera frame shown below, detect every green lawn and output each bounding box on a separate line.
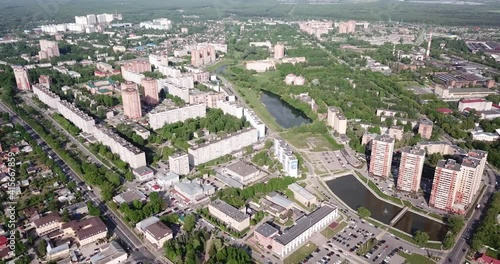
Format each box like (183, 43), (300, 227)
(283, 242), (317, 264)
(321, 221), (348, 239)
(387, 227), (443, 250)
(233, 86), (284, 132)
(281, 131), (342, 151)
(398, 252), (435, 264)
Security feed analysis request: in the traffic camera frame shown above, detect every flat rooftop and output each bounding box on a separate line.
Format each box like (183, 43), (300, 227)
(275, 205), (336, 246)
(211, 199), (248, 222)
(226, 161), (259, 177)
(255, 222), (278, 238)
(288, 183), (316, 201)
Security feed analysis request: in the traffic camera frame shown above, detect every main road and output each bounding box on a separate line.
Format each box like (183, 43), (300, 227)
(0, 101), (163, 264)
(443, 164), (498, 264)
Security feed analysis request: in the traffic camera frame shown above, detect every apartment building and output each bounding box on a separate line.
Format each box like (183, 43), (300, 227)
(274, 138), (299, 177)
(148, 101), (206, 130)
(217, 100), (244, 118)
(327, 106), (347, 135)
(33, 83), (61, 109)
(57, 100), (96, 133)
(369, 135), (394, 178)
(274, 43), (285, 59)
(39, 40), (60, 60)
(141, 77), (159, 105)
(121, 69), (145, 85)
(397, 146), (425, 192)
(430, 159), (462, 212)
(62, 217), (107, 246)
(208, 199), (250, 232)
(418, 118), (433, 139)
(191, 45), (216, 67)
(166, 76), (194, 89)
(189, 90), (225, 108)
(244, 108), (266, 139)
(122, 87), (142, 119)
(168, 152), (190, 175)
(163, 82), (190, 102)
(34, 213), (63, 236)
(188, 128), (258, 166)
(12, 66), (30, 90)
(93, 124), (147, 169)
(272, 205), (338, 257)
(120, 60), (151, 73)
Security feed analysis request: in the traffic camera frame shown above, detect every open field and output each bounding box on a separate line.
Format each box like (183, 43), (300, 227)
(398, 252), (436, 264)
(283, 242), (317, 264)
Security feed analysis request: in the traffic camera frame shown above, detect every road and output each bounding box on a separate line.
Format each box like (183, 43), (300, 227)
(0, 101), (161, 264)
(443, 164), (498, 264)
(21, 94), (114, 170)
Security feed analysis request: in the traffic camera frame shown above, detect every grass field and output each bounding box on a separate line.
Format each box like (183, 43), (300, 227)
(321, 221), (348, 239)
(387, 227), (443, 250)
(233, 85), (284, 132)
(281, 131), (343, 151)
(283, 242), (317, 264)
(398, 252), (436, 264)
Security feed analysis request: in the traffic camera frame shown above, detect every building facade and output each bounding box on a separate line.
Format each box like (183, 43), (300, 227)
(169, 152), (190, 175)
(39, 40), (60, 60)
(418, 119), (433, 139)
(57, 100), (96, 133)
(188, 128), (258, 166)
(148, 102), (206, 130)
(33, 84), (61, 109)
(397, 146), (425, 192)
(122, 87), (142, 119)
(274, 43), (285, 59)
(141, 77), (159, 105)
(208, 199), (250, 232)
(274, 139), (299, 177)
(327, 106), (347, 135)
(369, 135), (394, 177)
(12, 66), (30, 90)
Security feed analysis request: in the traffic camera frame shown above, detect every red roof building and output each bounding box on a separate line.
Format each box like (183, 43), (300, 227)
(0, 236), (7, 248)
(437, 108), (453, 114)
(476, 253), (500, 264)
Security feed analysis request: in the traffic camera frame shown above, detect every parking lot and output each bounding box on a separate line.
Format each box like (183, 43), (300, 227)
(309, 151), (354, 172)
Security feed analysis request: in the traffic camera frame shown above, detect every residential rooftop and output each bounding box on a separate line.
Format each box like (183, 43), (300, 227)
(211, 199), (248, 222)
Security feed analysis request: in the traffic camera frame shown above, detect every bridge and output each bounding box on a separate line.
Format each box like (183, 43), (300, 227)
(390, 206), (409, 226)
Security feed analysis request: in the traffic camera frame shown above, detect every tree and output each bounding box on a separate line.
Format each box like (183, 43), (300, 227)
(36, 239), (47, 257)
(414, 231), (429, 246)
(357, 207), (371, 219)
(183, 214), (196, 232)
(62, 208), (70, 222)
(87, 201), (101, 216)
(447, 215), (465, 235)
(443, 234), (455, 249)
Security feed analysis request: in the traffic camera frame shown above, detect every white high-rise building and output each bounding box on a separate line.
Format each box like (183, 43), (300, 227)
(86, 14), (97, 25)
(397, 146), (425, 192)
(75, 16), (87, 25)
(169, 152), (190, 175)
(369, 135), (394, 177)
(274, 138), (299, 177)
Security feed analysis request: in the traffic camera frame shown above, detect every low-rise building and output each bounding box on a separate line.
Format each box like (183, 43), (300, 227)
(272, 205), (338, 257)
(89, 241), (128, 264)
(288, 183), (317, 207)
(113, 190), (147, 205)
(34, 213), (63, 236)
(132, 166), (155, 182)
(173, 180), (215, 204)
(62, 217), (107, 246)
(156, 172), (180, 187)
(61, 201), (88, 216)
(144, 221), (173, 248)
(135, 216), (160, 232)
(254, 223), (279, 249)
(223, 161), (261, 185)
(266, 192), (295, 210)
(208, 199), (250, 232)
